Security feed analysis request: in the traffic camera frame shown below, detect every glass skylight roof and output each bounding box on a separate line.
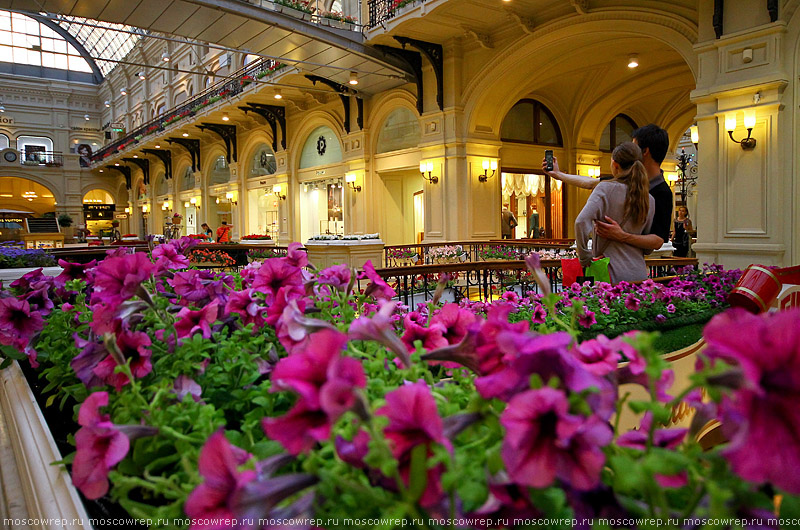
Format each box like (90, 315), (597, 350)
(52, 15), (142, 76)
(0, 10), (142, 78)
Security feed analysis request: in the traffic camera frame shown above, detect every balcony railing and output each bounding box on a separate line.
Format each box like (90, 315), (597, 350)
(91, 59), (287, 164)
(20, 151), (64, 167)
(367, 0), (425, 28)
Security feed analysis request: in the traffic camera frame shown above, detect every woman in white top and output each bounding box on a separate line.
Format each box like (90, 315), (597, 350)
(575, 142), (655, 284)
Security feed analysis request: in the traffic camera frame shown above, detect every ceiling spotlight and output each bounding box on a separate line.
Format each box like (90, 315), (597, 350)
(162, 50), (170, 62)
(99, 169), (104, 172)
(222, 113), (230, 121)
(138, 71), (146, 80)
(120, 88), (127, 95)
(349, 71), (358, 85)
(274, 88), (282, 100)
(182, 132), (189, 137)
(154, 144), (160, 148)
(133, 154), (138, 158)
(84, 114), (90, 121)
(104, 100), (110, 107)
(628, 53), (639, 68)
(114, 162), (120, 166)
(0, 104), (5, 113)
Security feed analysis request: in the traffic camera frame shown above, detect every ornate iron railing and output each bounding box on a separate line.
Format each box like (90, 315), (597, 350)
(367, 0), (428, 27)
(91, 59), (286, 164)
(383, 239), (576, 267)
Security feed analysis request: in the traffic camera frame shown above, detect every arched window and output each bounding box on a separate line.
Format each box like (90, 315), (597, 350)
(209, 156), (230, 185)
(0, 11), (92, 74)
(243, 54), (260, 67)
(299, 126), (342, 169)
(250, 144), (277, 177)
(157, 103), (166, 116)
(180, 167), (195, 191)
(600, 114), (638, 152)
(156, 172), (168, 196)
(0, 133), (8, 149)
(500, 99), (562, 146)
(17, 135), (54, 163)
(376, 107), (420, 153)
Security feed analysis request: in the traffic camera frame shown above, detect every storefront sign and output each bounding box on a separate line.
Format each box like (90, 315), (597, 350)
(110, 122), (125, 132)
(0, 116), (14, 125)
(114, 213), (128, 219)
(83, 204), (116, 220)
(315, 170), (326, 176)
(71, 126), (101, 132)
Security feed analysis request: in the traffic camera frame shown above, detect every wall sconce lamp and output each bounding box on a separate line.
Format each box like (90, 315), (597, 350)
(419, 161), (438, 184)
(142, 204), (148, 213)
(690, 125), (699, 149)
(272, 185), (286, 200)
(345, 172), (361, 192)
(190, 197), (200, 210)
(184, 201), (190, 208)
(479, 159), (498, 182)
(587, 167), (601, 178)
(161, 202), (168, 211)
(124, 207), (130, 214)
(226, 191), (238, 205)
(725, 109), (756, 150)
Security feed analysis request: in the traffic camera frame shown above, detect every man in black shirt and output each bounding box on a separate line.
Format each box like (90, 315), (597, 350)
(543, 124), (672, 251)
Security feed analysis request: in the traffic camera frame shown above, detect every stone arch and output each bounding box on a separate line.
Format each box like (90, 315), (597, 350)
(464, 14), (698, 141)
(0, 174), (63, 214)
(202, 145), (229, 187)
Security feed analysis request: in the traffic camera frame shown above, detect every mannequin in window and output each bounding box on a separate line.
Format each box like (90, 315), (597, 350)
(528, 208), (540, 239)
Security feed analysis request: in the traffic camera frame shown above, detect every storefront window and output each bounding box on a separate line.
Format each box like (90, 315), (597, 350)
(0, 133), (8, 149)
(250, 145), (277, 176)
(500, 100), (562, 146)
(156, 172), (168, 196)
(299, 179), (344, 242)
(17, 135), (54, 163)
(501, 172), (563, 239)
(82, 189), (115, 236)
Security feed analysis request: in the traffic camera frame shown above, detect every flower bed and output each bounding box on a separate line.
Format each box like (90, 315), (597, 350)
(186, 248), (235, 267)
(241, 234), (273, 241)
(0, 241), (57, 268)
(2, 245), (798, 529)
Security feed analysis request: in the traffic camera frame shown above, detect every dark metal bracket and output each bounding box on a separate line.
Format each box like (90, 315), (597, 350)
(375, 44), (423, 114)
(106, 165), (132, 190)
(768, 0), (778, 22)
(305, 74), (355, 133)
(196, 123), (238, 163)
(356, 98), (364, 130)
(394, 36), (444, 111)
(713, 0), (724, 38)
(142, 149), (173, 181)
(240, 104), (287, 151)
(166, 138), (201, 173)
(122, 157), (151, 186)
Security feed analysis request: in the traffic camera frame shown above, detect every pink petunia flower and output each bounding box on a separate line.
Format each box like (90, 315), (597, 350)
(152, 242), (190, 272)
(0, 297), (44, 350)
(93, 329), (153, 391)
(703, 308), (800, 494)
(430, 303), (478, 345)
(570, 335), (623, 376)
(500, 387), (612, 491)
(252, 258), (303, 303)
(225, 289), (267, 329)
(175, 302), (220, 340)
(376, 381), (450, 507)
(92, 253), (155, 305)
(360, 260), (396, 300)
(349, 301), (411, 368)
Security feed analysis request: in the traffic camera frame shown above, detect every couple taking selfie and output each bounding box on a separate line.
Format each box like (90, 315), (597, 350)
(542, 124), (673, 285)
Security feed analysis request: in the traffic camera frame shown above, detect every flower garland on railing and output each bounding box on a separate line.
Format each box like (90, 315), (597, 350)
(241, 234), (273, 241)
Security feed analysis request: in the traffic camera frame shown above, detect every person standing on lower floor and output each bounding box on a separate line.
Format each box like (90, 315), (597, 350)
(672, 206), (693, 257)
(501, 204), (518, 239)
(216, 221), (232, 243)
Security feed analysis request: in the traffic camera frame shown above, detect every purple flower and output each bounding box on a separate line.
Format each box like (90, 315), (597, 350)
(93, 329), (153, 391)
(72, 393), (156, 499)
(71, 333), (108, 388)
(349, 301), (411, 368)
(524, 252), (551, 296)
(501, 387), (612, 491)
(430, 303), (477, 345)
(624, 295), (640, 311)
(175, 302), (220, 340)
(225, 289), (267, 329)
(617, 412), (687, 450)
(285, 242), (309, 269)
(703, 308), (800, 494)
(23, 286), (54, 315)
(275, 297), (337, 354)
(252, 258), (303, 303)
(9, 267), (44, 291)
(184, 430), (255, 529)
(400, 319), (447, 354)
(173, 375), (203, 402)
(92, 253), (154, 304)
(376, 382), (450, 507)
(262, 402), (331, 456)
(530, 303), (547, 324)
(335, 430), (370, 469)
(577, 309), (596, 328)
(55, 259), (97, 285)
(570, 336), (623, 376)
(316, 263), (351, 292)
(0, 297), (44, 351)
(152, 242), (190, 271)
(655, 314), (667, 323)
(666, 303), (676, 314)
(360, 260), (396, 300)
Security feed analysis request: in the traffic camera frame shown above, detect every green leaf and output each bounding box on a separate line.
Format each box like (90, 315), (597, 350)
(0, 358), (12, 370)
(406, 444), (428, 503)
(45, 394), (56, 408)
(0, 344), (26, 360)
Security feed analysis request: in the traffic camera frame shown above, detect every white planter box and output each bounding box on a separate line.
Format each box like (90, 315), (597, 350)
(305, 239), (385, 270)
(241, 240), (275, 246)
(0, 361), (92, 529)
(0, 266), (63, 284)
